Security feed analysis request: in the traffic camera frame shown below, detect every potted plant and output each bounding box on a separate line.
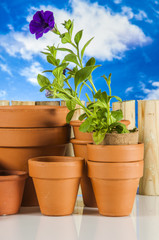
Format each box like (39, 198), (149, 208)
(29, 10), (144, 215)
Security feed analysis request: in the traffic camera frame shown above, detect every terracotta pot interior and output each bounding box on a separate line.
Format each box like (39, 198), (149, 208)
(30, 156), (83, 163)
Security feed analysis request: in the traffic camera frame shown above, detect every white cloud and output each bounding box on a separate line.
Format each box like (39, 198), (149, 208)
(0, 63), (12, 76)
(0, 90), (7, 98)
(19, 62), (44, 85)
(7, 24), (14, 31)
(141, 81), (159, 99)
(0, 0), (152, 62)
(125, 86), (133, 93)
(114, 0), (122, 4)
(121, 7), (153, 23)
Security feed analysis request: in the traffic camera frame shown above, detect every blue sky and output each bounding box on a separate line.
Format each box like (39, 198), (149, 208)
(0, 0), (159, 102)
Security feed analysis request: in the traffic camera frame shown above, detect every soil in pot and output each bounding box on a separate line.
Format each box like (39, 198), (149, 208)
(29, 156), (84, 216)
(0, 170), (27, 216)
(87, 143), (144, 216)
(100, 130), (139, 145)
(70, 139), (97, 208)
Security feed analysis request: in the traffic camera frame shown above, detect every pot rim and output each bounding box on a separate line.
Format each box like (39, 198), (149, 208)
(29, 155), (84, 164)
(88, 160), (144, 179)
(0, 105), (67, 111)
(29, 156), (84, 179)
(87, 142), (143, 148)
(70, 120), (84, 127)
(70, 138), (93, 145)
(0, 170), (28, 181)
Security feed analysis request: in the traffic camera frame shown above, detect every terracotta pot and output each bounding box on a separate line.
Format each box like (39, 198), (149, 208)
(0, 145), (67, 206)
(88, 160), (143, 216)
(0, 170), (27, 215)
(100, 131), (139, 145)
(87, 143), (144, 162)
(119, 120), (130, 127)
(70, 120), (93, 141)
(87, 143), (144, 216)
(29, 156), (84, 216)
(70, 139), (97, 207)
(0, 125), (70, 147)
(0, 105), (69, 128)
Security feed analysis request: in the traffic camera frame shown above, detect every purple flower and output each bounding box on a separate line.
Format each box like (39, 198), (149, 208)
(45, 89), (53, 97)
(29, 10), (55, 39)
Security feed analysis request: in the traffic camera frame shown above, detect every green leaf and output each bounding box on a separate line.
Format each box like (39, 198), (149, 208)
(62, 19), (72, 30)
(40, 86), (47, 92)
(74, 30), (83, 46)
(55, 93), (71, 101)
(79, 117), (93, 132)
(112, 96), (122, 102)
(64, 54), (79, 65)
(111, 110), (123, 121)
(81, 37), (94, 59)
(94, 89), (102, 99)
(47, 55), (59, 66)
(74, 65), (99, 89)
(78, 113), (87, 121)
(66, 100), (76, 111)
(42, 70), (53, 73)
(66, 109), (76, 123)
(93, 130), (107, 145)
(61, 32), (71, 44)
(108, 122), (129, 133)
(55, 48), (74, 54)
(86, 57), (96, 66)
(101, 73), (112, 87)
(37, 74), (51, 87)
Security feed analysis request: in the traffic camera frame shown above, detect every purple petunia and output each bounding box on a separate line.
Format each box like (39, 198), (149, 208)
(29, 10), (55, 39)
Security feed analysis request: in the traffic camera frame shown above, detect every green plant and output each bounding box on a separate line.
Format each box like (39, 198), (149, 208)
(29, 11), (130, 144)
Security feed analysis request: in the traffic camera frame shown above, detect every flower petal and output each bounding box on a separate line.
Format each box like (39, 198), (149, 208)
(29, 21), (43, 34)
(35, 31), (44, 39)
(44, 11), (55, 29)
(33, 10), (44, 24)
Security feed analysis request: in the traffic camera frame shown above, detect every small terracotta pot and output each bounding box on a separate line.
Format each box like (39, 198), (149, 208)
(0, 170), (27, 216)
(88, 160), (143, 216)
(0, 145), (67, 206)
(0, 125), (70, 147)
(29, 156), (84, 216)
(0, 105), (69, 128)
(119, 120), (130, 127)
(70, 120), (93, 141)
(87, 143), (144, 216)
(70, 139), (97, 207)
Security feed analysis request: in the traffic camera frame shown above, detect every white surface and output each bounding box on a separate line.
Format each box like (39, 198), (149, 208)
(0, 195), (159, 240)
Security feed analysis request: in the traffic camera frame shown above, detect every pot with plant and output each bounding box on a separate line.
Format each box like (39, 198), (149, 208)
(29, 10), (143, 215)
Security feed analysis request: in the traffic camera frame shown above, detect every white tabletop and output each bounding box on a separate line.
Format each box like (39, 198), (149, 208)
(0, 195), (159, 240)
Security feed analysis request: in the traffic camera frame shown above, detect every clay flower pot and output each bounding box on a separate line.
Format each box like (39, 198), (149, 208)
(0, 105), (69, 128)
(29, 156), (84, 216)
(70, 120), (93, 141)
(0, 170), (27, 216)
(119, 120), (130, 127)
(70, 139), (97, 207)
(87, 143), (144, 216)
(0, 106), (70, 207)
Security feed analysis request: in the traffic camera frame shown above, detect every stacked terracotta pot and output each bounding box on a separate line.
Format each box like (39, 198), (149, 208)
(70, 120), (97, 207)
(0, 105), (70, 206)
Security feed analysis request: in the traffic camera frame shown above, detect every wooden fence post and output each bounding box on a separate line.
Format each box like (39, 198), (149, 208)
(35, 101), (60, 106)
(11, 101), (35, 105)
(138, 100), (159, 195)
(112, 100), (136, 130)
(0, 100), (10, 106)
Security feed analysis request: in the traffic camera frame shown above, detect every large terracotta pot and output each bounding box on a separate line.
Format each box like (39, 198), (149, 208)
(0, 106), (70, 206)
(0, 170), (27, 215)
(70, 139), (97, 207)
(87, 143), (144, 216)
(0, 105), (68, 128)
(0, 126), (70, 147)
(29, 156), (84, 216)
